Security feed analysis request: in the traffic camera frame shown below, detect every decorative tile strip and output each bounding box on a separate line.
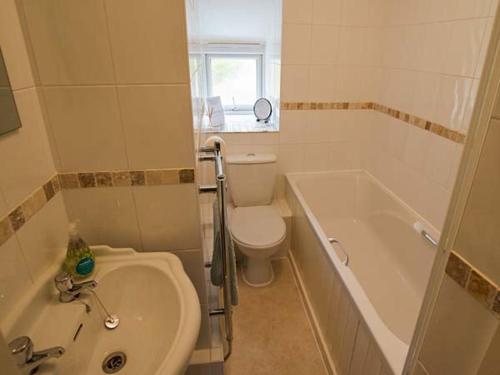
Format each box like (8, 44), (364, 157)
(0, 174), (60, 247)
(59, 168), (195, 189)
(281, 101), (466, 144)
(0, 168), (195, 247)
(445, 250), (499, 318)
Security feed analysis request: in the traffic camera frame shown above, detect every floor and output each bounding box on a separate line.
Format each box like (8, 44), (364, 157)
(224, 259), (328, 375)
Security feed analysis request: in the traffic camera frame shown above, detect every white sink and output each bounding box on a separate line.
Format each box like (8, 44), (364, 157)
(1, 246), (201, 375)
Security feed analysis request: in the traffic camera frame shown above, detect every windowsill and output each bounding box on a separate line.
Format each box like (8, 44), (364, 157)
(203, 114), (278, 133)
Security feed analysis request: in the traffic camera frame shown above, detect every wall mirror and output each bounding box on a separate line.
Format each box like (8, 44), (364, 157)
(0, 48), (22, 136)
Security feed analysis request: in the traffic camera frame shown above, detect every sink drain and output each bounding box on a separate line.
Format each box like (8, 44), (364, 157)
(102, 352), (127, 374)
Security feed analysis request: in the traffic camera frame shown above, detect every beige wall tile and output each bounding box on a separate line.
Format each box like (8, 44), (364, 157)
(133, 184), (201, 251)
(16, 194), (68, 281)
(443, 19), (488, 77)
(0, 0), (36, 89)
(63, 187), (142, 250)
(309, 65), (338, 102)
(43, 86), (128, 172)
(0, 88), (55, 211)
(117, 85), (195, 169)
(0, 237), (33, 318)
(22, 0), (115, 85)
(420, 277), (498, 375)
(312, 0), (342, 25)
(281, 23), (312, 65)
(310, 25), (340, 65)
(279, 110), (308, 144)
(283, 0), (312, 25)
(104, 0), (189, 84)
(280, 65), (310, 102)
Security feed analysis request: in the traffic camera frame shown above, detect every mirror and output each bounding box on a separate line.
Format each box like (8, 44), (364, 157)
(0, 48), (22, 136)
(253, 98), (272, 123)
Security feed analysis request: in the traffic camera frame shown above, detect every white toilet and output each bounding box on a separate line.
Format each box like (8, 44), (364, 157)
(226, 153), (286, 287)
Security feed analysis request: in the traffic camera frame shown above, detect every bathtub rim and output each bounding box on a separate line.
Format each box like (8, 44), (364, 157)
(285, 169), (439, 375)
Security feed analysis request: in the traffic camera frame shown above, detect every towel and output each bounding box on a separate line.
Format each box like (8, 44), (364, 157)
(210, 199), (239, 306)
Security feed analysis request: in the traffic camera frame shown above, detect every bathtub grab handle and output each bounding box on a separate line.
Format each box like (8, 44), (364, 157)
(328, 238), (349, 266)
(421, 230), (438, 247)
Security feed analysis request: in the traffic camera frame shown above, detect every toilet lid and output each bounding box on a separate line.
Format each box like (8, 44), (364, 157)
(230, 206), (286, 248)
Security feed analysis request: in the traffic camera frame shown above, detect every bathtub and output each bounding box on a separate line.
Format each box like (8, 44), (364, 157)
(285, 170), (437, 375)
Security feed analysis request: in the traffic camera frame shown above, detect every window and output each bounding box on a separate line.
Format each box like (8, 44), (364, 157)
(206, 54), (263, 112)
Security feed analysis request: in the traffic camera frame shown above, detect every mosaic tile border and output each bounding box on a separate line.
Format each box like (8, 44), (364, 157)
(281, 101), (466, 144)
(59, 168), (195, 189)
(445, 251), (500, 318)
(0, 168), (195, 247)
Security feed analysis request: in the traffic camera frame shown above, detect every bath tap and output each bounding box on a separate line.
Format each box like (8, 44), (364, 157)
(9, 336), (65, 374)
(54, 271), (97, 303)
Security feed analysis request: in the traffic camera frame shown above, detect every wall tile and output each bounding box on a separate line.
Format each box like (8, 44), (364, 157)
(43, 86), (128, 172)
(118, 85), (195, 169)
(0, 237), (33, 319)
(278, 143), (304, 173)
(282, 0), (313, 25)
(443, 19), (487, 77)
(309, 65), (338, 101)
(280, 65), (310, 102)
(133, 184), (201, 251)
(0, 88), (55, 211)
(104, 0), (189, 84)
(303, 142), (330, 171)
(22, 0), (115, 85)
(310, 25), (340, 65)
(16, 194), (68, 281)
(312, 0), (341, 25)
(0, 0), (36, 90)
(279, 109), (307, 140)
(63, 187), (142, 250)
(281, 24), (312, 65)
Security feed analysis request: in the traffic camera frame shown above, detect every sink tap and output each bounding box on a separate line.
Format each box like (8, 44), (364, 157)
(54, 272), (97, 303)
(9, 336), (65, 374)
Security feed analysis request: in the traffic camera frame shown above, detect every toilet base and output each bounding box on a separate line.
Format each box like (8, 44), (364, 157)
(242, 257), (275, 287)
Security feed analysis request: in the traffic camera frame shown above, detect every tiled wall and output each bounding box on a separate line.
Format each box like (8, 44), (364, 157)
(364, 0), (498, 230)
(199, 0), (498, 232)
(0, 0), (212, 350)
(0, 0), (68, 321)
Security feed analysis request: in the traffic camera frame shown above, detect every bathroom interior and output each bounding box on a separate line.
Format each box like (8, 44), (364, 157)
(0, 0), (499, 374)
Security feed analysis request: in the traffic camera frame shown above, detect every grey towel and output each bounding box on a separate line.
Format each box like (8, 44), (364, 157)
(210, 200), (239, 306)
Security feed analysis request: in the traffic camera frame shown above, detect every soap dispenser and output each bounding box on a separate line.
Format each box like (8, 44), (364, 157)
(64, 222), (95, 278)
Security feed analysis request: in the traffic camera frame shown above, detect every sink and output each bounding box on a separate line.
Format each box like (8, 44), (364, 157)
(1, 246), (201, 375)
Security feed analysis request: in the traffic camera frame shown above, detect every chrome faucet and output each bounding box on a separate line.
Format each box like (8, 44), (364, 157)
(9, 336), (64, 374)
(54, 272), (97, 303)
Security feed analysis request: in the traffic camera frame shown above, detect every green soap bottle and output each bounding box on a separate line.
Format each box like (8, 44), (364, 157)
(64, 222), (95, 278)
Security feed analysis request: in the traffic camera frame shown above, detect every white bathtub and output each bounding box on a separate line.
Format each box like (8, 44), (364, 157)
(285, 170), (438, 375)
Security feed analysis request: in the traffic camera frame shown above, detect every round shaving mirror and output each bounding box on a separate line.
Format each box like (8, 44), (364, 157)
(253, 98), (272, 123)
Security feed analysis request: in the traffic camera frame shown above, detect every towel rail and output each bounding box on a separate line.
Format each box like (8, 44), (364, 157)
(198, 141), (233, 360)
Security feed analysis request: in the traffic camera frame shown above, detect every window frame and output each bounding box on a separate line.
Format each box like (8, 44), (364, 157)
(205, 53), (264, 113)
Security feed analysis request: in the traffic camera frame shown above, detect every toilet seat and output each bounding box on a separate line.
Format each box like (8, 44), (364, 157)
(230, 206), (286, 249)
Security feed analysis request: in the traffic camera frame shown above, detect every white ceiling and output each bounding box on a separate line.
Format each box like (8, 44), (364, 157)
(196, 0), (282, 43)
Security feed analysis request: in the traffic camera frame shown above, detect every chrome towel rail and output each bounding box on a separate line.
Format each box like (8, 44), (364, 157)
(198, 141), (233, 360)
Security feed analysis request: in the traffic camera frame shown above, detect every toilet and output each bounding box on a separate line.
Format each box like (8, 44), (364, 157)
(226, 153), (286, 287)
